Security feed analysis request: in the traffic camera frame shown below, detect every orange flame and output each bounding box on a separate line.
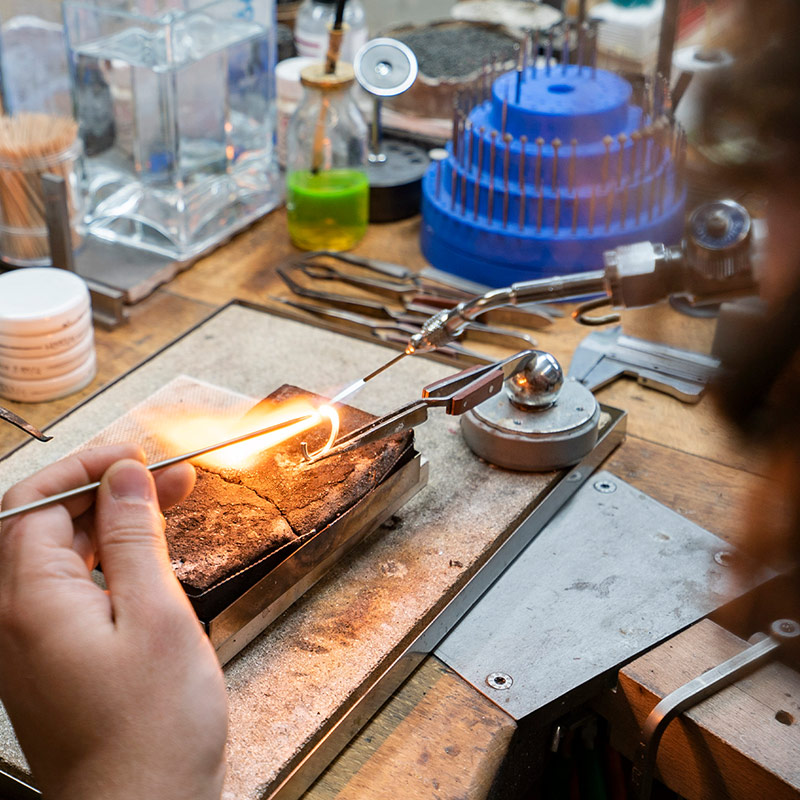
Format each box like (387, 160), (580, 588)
(154, 398), (340, 471)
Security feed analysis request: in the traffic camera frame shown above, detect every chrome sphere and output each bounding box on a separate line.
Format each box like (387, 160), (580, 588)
(505, 351), (564, 409)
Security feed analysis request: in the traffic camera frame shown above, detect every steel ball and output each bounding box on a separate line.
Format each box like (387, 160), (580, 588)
(505, 351), (564, 409)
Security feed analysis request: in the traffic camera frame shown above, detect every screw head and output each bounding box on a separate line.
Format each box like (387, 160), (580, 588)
(714, 551), (735, 567)
(486, 672), (513, 690)
(593, 479), (616, 493)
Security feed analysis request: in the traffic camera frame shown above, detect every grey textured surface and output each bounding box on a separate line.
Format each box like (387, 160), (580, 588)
(0, 304), (558, 799)
(436, 471), (773, 722)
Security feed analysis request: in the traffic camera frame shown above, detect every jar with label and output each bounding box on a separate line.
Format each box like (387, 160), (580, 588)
(286, 61), (369, 251)
(294, 0), (367, 64)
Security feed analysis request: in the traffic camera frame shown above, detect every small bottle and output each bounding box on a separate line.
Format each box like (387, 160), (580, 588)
(293, 0), (368, 65)
(286, 61), (369, 251)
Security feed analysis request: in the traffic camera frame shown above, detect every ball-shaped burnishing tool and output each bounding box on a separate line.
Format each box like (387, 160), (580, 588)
(505, 351), (563, 409)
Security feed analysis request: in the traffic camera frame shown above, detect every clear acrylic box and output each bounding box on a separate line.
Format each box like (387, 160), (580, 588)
(64, 0), (280, 261)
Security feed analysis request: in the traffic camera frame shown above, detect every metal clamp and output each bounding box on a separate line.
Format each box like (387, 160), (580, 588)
(631, 619), (800, 800)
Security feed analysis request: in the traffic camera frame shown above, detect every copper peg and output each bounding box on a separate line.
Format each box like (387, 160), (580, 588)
(589, 186), (596, 234)
(502, 132), (512, 228)
(630, 130), (642, 180)
(616, 132), (627, 186)
(553, 188), (561, 235)
(551, 137), (562, 192)
(474, 126), (485, 221)
(571, 190), (579, 234)
(601, 134), (613, 184)
(536, 188), (543, 233)
(488, 130), (498, 225)
(534, 136), (544, 190)
(519, 134), (528, 230)
(620, 185), (628, 229)
(568, 138), (578, 193)
(605, 186), (615, 232)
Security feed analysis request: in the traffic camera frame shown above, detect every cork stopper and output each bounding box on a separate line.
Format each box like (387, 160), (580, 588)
(300, 61), (355, 91)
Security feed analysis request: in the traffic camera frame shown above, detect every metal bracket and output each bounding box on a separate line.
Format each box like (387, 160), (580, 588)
(567, 325), (720, 403)
(631, 619), (800, 800)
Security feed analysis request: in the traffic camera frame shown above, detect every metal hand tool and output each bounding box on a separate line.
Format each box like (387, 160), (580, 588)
(272, 298), (493, 364)
(631, 619), (800, 800)
(280, 263), (556, 332)
(296, 259), (470, 301)
(0, 406), (52, 442)
(305, 351), (533, 463)
(0, 414), (314, 523)
(276, 279), (539, 352)
(567, 326), (720, 403)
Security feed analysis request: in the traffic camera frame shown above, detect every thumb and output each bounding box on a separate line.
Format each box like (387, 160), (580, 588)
(94, 459), (180, 617)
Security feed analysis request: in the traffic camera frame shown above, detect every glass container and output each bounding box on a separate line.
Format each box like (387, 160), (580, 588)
(286, 61), (368, 251)
(63, 0), (281, 261)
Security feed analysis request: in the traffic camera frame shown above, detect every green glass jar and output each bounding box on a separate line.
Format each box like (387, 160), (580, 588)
(286, 61), (369, 251)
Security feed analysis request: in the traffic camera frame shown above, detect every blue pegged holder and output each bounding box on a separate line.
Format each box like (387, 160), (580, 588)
(420, 54), (687, 287)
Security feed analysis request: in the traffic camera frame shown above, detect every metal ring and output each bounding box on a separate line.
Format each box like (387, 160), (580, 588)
(301, 405), (340, 462)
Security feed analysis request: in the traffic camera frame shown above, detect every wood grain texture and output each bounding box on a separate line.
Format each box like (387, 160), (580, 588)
(306, 658), (516, 800)
(601, 619), (800, 800)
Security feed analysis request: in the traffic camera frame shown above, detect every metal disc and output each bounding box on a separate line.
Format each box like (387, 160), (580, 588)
(354, 38), (418, 97)
(461, 379), (600, 471)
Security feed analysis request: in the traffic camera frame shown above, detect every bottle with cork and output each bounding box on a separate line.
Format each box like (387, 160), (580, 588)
(286, 0), (368, 251)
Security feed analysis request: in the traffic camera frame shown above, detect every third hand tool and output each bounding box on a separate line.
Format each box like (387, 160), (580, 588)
(309, 351), (535, 461)
(408, 200), (757, 354)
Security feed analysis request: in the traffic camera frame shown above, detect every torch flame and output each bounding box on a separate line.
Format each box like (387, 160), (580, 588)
(154, 398), (341, 471)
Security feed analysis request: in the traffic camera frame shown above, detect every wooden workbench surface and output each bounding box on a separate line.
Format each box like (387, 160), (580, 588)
(0, 209), (777, 799)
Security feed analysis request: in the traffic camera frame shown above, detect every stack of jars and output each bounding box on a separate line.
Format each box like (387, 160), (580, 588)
(0, 268), (96, 403)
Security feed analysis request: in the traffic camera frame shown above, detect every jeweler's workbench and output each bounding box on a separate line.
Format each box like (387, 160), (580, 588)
(0, 208), (797, 800)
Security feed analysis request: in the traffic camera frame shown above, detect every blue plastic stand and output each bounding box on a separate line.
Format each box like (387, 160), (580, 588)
(421, 63), (686, 287)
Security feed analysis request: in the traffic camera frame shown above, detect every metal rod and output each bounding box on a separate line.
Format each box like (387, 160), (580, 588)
(519, 134), (527, 231)
(602, 134), (612, 184)
(551, 137), (562, 192)
(474, 126), (485, 220)
(571, 190), (579, 234)
(568, 138), (577, 193)
(502, 132), (512, 228)
(589, 186), (596, 233)
(545, 29), (554, 75)
(501, 94), (509, 138)
(605, 186), (614, 231)
(630, 130), (642, 180)
(561, 20), (570, 73)
(621, 185), (628, 229)
(554, 188), (561, 235)
(536, 188), (543, 234)
(616, 132), (627, 186)
(488, 130), (498, 225)
(656, 0), (680, 84)
(532, 29), (540, 78)
(535, 136), (544, 190)
(0, 415), (316, 523)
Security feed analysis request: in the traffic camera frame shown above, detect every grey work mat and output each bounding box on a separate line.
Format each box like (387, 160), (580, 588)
(436, 471), (773, 723)
(0, 303), (566, 799)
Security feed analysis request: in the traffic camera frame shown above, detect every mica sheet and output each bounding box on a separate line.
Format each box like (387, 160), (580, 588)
(0, 304), (558, 798)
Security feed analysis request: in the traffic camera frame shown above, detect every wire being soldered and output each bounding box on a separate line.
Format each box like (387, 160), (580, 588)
(329, 350), (411, 405)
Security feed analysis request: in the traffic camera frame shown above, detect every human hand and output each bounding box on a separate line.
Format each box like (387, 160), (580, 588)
(0, 445), (227, 800)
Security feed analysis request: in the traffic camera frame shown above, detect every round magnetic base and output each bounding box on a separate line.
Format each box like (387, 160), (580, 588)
(461, 379), (600, 471)
(368, 139), (429, 222)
